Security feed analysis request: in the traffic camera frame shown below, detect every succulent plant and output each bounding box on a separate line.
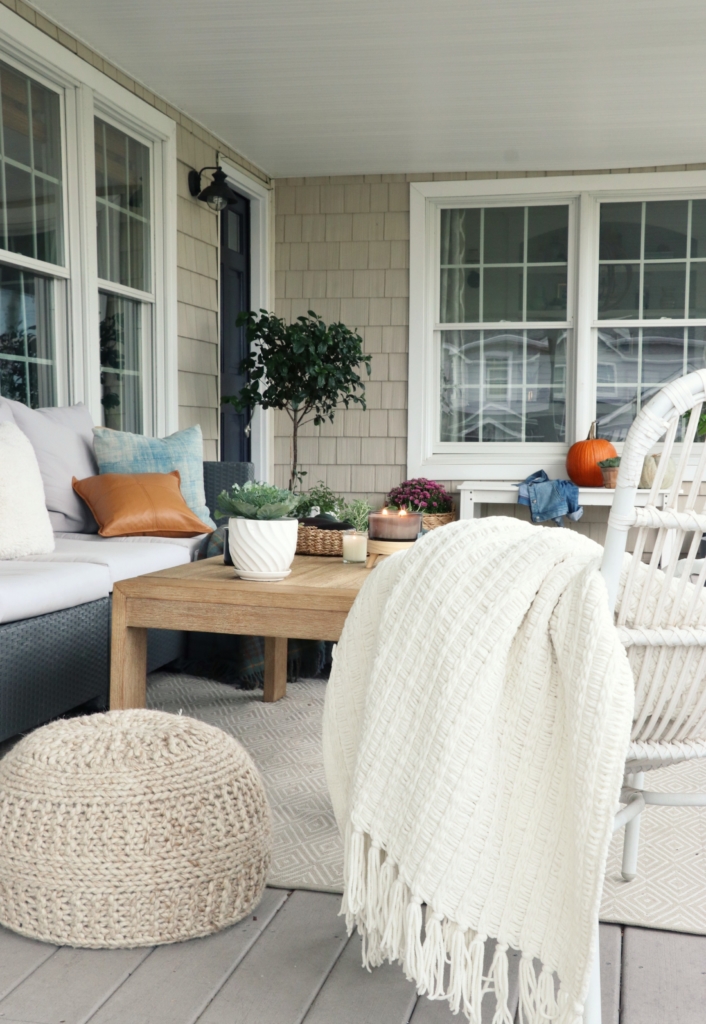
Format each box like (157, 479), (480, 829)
(216, 481), (299, 521)
(597, 456), (621, 468)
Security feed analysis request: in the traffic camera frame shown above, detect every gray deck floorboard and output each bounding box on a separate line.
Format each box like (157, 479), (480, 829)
(598, 923), (621, 1024)
(0, 946), (152, 1024)
(196, 890), (348, 1024)
(87, 888), (289, 1024)
(0, 891), (705, 1024)
(621, 926), (706, 1024)
(0, 930), (56, 1003)
(302, 932), (417, 1024)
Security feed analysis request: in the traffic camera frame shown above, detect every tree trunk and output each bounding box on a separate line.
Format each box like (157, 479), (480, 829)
(290, 417), (298, 491)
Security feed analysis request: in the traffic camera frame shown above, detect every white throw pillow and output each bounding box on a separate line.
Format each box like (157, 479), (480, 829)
(0, 422), (55, 559)
(0, 398), (98, 533)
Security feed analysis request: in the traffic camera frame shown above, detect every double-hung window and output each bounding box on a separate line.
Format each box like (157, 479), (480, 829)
(0, 9), (176, 435)
(409, 172), (706, 479)
(0, 59), (63, 408)
(439, 204), (570, 444)
(596, 199), (706, 440)
(95, 117), (152, 433)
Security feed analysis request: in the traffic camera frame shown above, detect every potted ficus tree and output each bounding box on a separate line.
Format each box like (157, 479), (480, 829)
(216, 481), (299, 581)
(222, 310), (372, 491)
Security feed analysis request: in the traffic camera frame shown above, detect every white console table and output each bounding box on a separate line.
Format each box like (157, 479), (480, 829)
(458, 480), (665, 520)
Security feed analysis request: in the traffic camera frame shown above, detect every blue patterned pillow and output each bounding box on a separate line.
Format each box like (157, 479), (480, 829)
(92, 424), (215, 529)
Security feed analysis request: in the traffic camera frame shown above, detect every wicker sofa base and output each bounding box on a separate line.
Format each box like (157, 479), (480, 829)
(0, 600), (110, 743)
(0, 599), (185, 744)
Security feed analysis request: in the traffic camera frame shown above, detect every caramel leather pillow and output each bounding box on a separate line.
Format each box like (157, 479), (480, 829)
(72, 471), (213, 538)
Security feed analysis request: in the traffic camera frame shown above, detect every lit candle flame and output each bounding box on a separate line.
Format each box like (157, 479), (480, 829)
(399, 508), (407, 516)
(381, 508), (388, 515)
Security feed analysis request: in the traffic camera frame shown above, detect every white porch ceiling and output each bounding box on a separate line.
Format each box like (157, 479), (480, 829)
(28, 0), (706, 178)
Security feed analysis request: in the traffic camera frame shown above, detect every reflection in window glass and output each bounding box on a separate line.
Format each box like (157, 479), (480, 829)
(99, 291), (142, 432)
(484, 207), (524, 264)
(0, 264), (55, 406)
(598, 264), (640, 320)
(95, 119), (150, 292)
(599, 203), (642, 261)
(596, 326), (698, 441)
(598, 198), (706, 320)
(0, 61), (63, 264)
(644, 201), (688, 259)
(439, 204), (569, 323)
(440, 329), (566, 442)
(642, 262), (686, 317)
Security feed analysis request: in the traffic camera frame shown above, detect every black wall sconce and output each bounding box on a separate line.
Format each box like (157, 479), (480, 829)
(187, 166), (237, 211)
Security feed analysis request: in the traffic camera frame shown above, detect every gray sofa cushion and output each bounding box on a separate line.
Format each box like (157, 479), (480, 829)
(20, 536), (192, 590)
(0, 399), (99, 534)
(0, 561), (110, 624)
(54, 531), (208, 560)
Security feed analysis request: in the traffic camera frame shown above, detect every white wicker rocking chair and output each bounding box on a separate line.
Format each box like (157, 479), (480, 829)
(585, 368), (706, 1022)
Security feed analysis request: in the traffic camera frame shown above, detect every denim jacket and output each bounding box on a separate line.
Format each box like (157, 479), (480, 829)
(517, 470), (584, 527)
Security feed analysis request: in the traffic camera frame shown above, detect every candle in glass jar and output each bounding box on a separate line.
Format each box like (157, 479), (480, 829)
(368, 508), (423, 541)
(342, 530), (368, 563)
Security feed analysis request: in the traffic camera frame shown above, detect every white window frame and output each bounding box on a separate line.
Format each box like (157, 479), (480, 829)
(0, 6), (177, 435)
(409, 171), (706, 480)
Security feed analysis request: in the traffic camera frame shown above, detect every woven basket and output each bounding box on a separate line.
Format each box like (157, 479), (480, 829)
(296, 523), (344, 556)
(423, 511), (456, 531)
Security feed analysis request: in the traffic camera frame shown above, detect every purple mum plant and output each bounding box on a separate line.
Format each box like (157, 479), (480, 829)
(386, 477), (454, 515)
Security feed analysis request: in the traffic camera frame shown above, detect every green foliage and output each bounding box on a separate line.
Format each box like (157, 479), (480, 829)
(598, 456), (621, 468)
(340, 498), (373, 533)
(684, 408), (706, 437)
(216, 481), (299, 521)
(295, 480), (345, 519)
(222, 310), (372, 489)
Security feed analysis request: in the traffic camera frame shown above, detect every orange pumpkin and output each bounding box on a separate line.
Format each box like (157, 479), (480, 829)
(566, 422), (617, 487)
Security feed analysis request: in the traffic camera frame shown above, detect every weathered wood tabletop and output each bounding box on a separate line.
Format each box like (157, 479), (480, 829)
(110, 555), (372, 708)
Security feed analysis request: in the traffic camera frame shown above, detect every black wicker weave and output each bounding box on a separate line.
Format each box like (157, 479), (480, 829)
(203, 461), (254, 524)
(0, 599), (110, 743)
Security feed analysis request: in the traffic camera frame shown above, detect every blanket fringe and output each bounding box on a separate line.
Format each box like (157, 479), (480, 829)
(344, 828), (586, 1024)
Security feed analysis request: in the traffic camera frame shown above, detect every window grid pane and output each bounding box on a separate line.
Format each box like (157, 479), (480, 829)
(440, 204), (569, 325)
(441, 328), (567, 443)
(0, 264), (55, 406)
(99, 290), (142, 432)
(0, 62), (63, 265)
(95, 118), (151, 292)
(594, 326), (701, 441)
(598, 199), (706, 321)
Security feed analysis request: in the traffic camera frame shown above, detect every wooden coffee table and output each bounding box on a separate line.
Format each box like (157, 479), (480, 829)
(110, 555), (372, 709)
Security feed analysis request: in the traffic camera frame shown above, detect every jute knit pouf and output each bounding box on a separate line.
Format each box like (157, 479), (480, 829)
(0, 709), (272, 948)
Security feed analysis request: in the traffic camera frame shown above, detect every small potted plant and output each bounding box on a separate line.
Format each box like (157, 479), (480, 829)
(386, 478), (456, 530)
(340, 498), (373, 563)
(598, 456), (621, 489)
(216, 481), (299, 580)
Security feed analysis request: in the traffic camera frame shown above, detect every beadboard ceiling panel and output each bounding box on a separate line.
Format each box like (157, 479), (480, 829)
(26, 0), (706, 177)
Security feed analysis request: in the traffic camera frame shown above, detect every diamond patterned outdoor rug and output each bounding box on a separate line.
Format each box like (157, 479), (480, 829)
(148, 673), (344, 894)
(150, 673), (706, 933)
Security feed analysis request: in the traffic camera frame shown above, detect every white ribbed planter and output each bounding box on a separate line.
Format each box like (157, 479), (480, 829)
(228, 518), (298, 578)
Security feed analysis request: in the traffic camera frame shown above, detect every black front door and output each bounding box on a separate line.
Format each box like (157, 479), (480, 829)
(220, 191), (251, 463)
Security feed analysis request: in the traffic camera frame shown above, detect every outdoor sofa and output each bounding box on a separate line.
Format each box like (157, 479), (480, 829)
(0, 399), (252, 744)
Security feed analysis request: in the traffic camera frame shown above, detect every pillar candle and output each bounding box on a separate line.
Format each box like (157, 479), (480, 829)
(368, 510), (423, 541)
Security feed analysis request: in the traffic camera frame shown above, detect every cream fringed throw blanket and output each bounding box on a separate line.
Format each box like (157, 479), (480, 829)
(323, 518), (635, 1024)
